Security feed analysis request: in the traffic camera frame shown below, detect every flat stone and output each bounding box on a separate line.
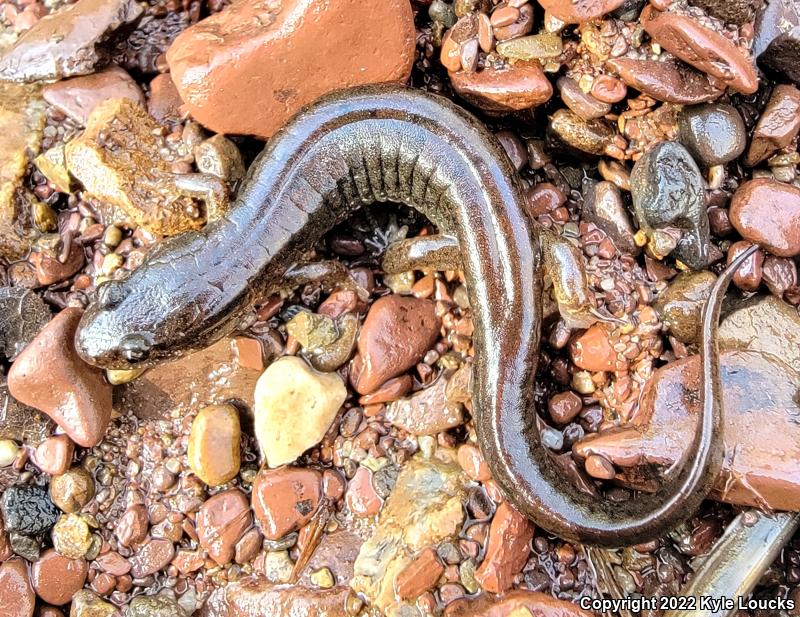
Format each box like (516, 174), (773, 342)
(385, 374), (465, 435)
(0, 0), (143, 82)
(0, 287), (50, 361)
(188, 404), (241, 486)
(354, 295), (441, 395)
(606, 56), (723, 105)
(129, 539), (175, 578)
(167, 0), (415, 139)
(745, 85), (800, 166)
(34, 435), (74, 477)
(147, 73), (183, 127)
(642, 6), (758, 94)
(345, 466), (383, 517)
(0, 558), (35, 617)
(729, 179), (800, 257)
(251, 466), (322, 541)
(254, 356), (346, 468)
(537, 0), (625, 23)
(550, 109), (614, 156)
(395, 546), (444, 600)
(570, 325), (616, 372)
(7, 308), (112, 448)
(200, 579), (350, 617)
(30, 241), (85, 287)
(31, 548), (88, 606)
(0, 83), (46, 261)
(196, 489), (252, 566)
(474, 502), (535, 594)
(582, 181), (639, 255)
(449, 61), (553, 112)
(115, 504), (148, 547)
(574, 350), (800, 510)
(557, 76), (610, 121)
(65, 98), (216, 236)
(350, 453), (467, 612)
(42, 65), (144, 125)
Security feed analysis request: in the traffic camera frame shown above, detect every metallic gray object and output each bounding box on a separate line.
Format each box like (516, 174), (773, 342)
(666, 510), (800, 617)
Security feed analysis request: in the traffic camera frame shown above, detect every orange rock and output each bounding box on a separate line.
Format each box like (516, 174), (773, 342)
(0, 558), (35, 617)
(449, 61), (553, 112)
(251, 466), (322, 540)
(569, 324), (616, 372)
(395, 546), (445, 600)
(30, 549), (88, 606)
(474, 502), (535, 594)
(8, 308), (112, 447)
(196, 489), (252, 566)
(641, 6), (758, 95)
(166, 0), (415, 139)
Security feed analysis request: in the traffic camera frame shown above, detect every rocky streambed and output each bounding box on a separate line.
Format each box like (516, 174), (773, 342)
(0, 0), (799, 616)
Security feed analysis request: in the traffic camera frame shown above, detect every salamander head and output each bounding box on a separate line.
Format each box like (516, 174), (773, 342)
(76, 276), (173, 369)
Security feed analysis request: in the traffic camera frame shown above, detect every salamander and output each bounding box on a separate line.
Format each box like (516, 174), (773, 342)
(75, 84), (745, 546)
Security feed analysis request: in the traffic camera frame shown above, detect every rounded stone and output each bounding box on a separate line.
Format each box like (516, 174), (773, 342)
(196, 489), (252, 566)
(730, 179), (800, 257)
(50, 466), (95, 513)
(188, 404), (241, 486)
(31, 548), (88, 606)
(1, 485), (59, 536)
(678, 103), (746, 166)
(34, 435), (74, 476)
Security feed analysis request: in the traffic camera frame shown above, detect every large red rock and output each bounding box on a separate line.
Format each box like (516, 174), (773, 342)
(474, 502), (535, 594)
(166, 0), (415, 139)
(745, 85), (800, 165)
(0, 558), (35, 617)
(730, 179), (800, 257)
(31, 549), (88, 606)
(251, 466), (322, 540)
(7, 308), (112, 447)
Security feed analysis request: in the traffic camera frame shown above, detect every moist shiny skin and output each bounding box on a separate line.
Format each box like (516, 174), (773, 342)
(76, 84), (735, 546)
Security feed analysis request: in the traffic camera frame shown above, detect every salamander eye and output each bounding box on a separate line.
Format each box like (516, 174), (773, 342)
(96, 281), (127, 309)
(120, 334), (151, 363)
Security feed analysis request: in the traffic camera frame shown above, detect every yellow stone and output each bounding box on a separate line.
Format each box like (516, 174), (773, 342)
(187, 404), (241, 486)
(254, 356), (347, 468)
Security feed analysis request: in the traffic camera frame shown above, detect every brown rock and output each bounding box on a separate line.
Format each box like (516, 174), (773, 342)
(196, 489), (252, 566)
(354, 296), (440, 394)
(94, 551), (131, 576)
(129, 539), (175, 578)
(492, 3), (533, 41)
(34, 435), (74, 476)
(591, 74), (627, 104)
(38, 608), (65, 617)
(641, 6), (758, 94)
(730, 179), (800, 257)
(456, 443), (491, 482)
(345, 466), (382, 517)
(200, 579), (350, 617)
(607, 56), (723, 104)
(745, 84), (800, 166)
(548, 391), (583, 425)
(570, 324), (616, 372)
(42, 66), (144, 125)
(167, 0), (415, 139)
(50, 466), (95, 513)
(7, 308), (112, 447)
(445, 590), (594, 617)
(728, 241), (764, 291)
(29, 242), (85, 287)
(395, 547), (444, 600)
(385, 375), (465, 435)
(0, 0), (143, 82)
(474, 502), (535, 594)
(251, 466), (322, 540)
(557, 76), (610, 121)
(653, 270), (717, 344)
(31, 549), (88, 606)
(0, 558), (35, 617)
(68, 589), (119, 616)
(449, 61), (553, 112)
(537, 0), (624, 22)
(232, 337), (265, 372)
(115, 504), (148, 547)
(147, 73), (183, 127)
(574, 350), (800, 510)
(172, 548), (204, 575)
(187, 404), (241, 486)
(359, 375), (413, 406)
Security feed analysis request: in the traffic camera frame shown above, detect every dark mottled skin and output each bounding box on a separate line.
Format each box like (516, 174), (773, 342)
(75, 85), (746, 546)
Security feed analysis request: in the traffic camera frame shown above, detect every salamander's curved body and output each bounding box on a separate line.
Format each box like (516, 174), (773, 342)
(75, 84), (732, 546)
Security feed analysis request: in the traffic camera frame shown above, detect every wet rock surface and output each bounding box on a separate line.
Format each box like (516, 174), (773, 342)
(677, 103), (746, 166)
(730, 179), (800, 257)
(745, 85), (800, 166)
(0, 287), (49, 361)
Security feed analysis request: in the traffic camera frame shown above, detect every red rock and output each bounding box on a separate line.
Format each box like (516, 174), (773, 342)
(492, 3), (533, 41)
(728, 241), (764, 292)
(251, 466), (322, 540)
(584, 453), (616, 480)
(234, 528), (263, 565)
(147, 73), (183, 127)
(354, 296), (441, 395)
(0, 558), (35, 617)
(196, 489), (252, 566)
(7, 308), (112, 447)
(31, 549), (88, 606)
(90, 572), (116, 595)
(396, 547), (445, 600)
(129, 538), (175, 578)
(172, 548), (205, 575)
(590, 75), (627, 104)
(548, 391), (583, 425)
(445, 590), (594, 617)
(42, 65), (144, 125)
(167, 0), (415, 139)
(34, 435), (74, 476)
(322, 469), (346, 502)
(745, 85), (800, 166)
(606, 57), (723, 105)
(318, 289), (359, 319)
(115, 504), (148, 547)
(538, 0), (625, 23)
(345, 466), (382, 517)
(29, 242), (84, 287)
(200, 579), (350, 617)
(0, 511), (12, 562)
(641, 6), (758, 95)
(449, 61), (553, 112)
(457, 444), (491, 482)
(569, 324), (617, 372)
(574, 351), (800, 510)
(94, 551), (131, 576)
(730, 179), (800, 257)
(232, 337), (264, 372)
(474, 502), (535, 594)
(359, 375), (413, 406)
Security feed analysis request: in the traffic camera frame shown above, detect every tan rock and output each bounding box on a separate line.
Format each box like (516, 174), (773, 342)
(385, 374), (465, 435)
(65, 98), (220, 236)
(69, 589), (119, 617)
(188, 404), (241, 486)
(166, 0), (415, 139)
(254, 356), (346, 468)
